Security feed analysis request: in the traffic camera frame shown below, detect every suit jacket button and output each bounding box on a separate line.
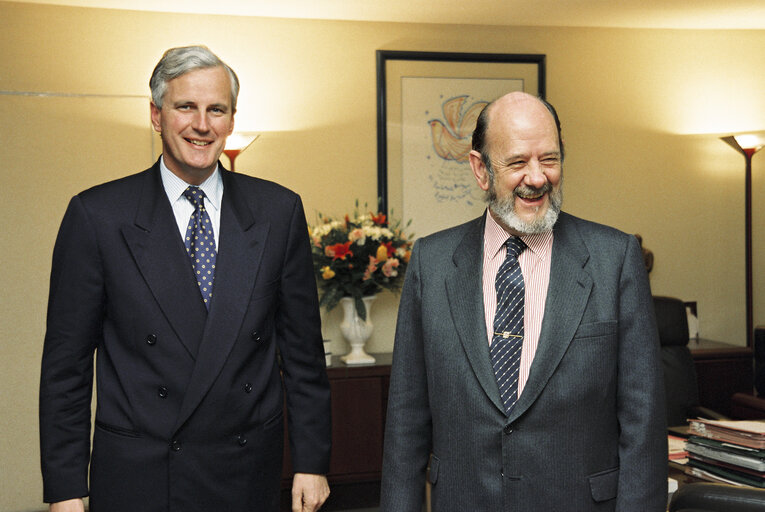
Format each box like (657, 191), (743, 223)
(146, 334), (157, 345)
(503, 425), (513, 435)
(251, 331), (262, 343)
(171, 440), (181, 452)
(237, 434), (247, 447)
(158, 386), (168, 398)
(244, 383), (253, 393)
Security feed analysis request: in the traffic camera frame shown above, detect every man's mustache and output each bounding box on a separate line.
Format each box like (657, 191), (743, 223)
(514, 182), (552, 198)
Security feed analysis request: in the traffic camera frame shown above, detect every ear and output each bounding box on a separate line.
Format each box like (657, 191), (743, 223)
(226, 113), (235, 136)
(469, 150), (490, 192)
(150, 102), (162, 133)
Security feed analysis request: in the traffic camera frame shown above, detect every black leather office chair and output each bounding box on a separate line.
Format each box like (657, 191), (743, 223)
(653, 296), (727, 427)
(669, 482), (765, 511)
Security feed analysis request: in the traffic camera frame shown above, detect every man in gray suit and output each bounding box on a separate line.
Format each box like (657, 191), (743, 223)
(380, 92), (666, 511)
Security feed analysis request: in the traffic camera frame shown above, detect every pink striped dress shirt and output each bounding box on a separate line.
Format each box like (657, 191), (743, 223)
(482, 211), (553, 397)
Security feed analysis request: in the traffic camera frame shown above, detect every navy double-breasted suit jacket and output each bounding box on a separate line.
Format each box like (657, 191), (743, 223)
(40, 161), (331, 511)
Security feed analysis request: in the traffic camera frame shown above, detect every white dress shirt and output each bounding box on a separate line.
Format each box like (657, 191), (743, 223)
(159, 157), (223, 250)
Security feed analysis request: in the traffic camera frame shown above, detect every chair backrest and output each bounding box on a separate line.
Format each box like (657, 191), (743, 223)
(669, 482), (765, 512)
(654, 295), (700, 427)
(755, 326), (765, 396)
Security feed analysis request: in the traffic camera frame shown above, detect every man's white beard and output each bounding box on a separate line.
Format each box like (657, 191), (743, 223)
(488, 181), (563, 235)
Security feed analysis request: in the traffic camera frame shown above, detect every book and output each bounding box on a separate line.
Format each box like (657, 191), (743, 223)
(668, 435), (688, 461)
(686, 458), (765, 488)
(689, 419), (765, 449)
(686, 436), (765, 472)
(688, 452), (765, 479)
(685, 465), (750, 487)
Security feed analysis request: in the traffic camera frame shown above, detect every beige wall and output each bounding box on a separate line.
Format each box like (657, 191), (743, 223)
(2, 1), (765, 509)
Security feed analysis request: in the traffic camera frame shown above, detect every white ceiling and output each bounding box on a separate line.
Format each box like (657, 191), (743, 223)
(7, 0), (765, 29)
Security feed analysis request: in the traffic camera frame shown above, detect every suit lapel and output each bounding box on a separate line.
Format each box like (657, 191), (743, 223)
(445, 216), (506, 414)
(174, 169), (270, 431)
(122, 164), (208, 357)
(509, 213), (593, 421)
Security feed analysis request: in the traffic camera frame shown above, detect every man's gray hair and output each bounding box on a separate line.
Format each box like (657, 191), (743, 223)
(150, 45), (240, 111)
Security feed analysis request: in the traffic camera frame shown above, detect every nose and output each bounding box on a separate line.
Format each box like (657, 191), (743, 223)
(524, 159), (547, 188)
(192, 111), (210, 133)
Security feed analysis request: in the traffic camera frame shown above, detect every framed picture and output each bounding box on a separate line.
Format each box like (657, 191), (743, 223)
(376, 50), (546, 238)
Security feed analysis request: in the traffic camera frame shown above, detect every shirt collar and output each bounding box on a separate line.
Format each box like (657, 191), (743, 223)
(484, 210), (554, 260)
(159, 156), (223, 212)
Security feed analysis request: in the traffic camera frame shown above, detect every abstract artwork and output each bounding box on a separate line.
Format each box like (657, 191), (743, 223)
(377, 51), (546, 238)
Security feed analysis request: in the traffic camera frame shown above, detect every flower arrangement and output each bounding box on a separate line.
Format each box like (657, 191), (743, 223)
(309, 203), (413, 320)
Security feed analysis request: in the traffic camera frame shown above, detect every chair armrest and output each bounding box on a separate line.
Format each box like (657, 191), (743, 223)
(669, 482), (765, 512)
(730, 392), (765, 420)
(688, 405), (729, 422)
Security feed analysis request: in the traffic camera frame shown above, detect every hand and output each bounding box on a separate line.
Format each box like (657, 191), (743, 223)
(291, 473), (330, 512)
(49, 498), (85, 512)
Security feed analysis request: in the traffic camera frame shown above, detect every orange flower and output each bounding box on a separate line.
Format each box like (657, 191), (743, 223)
(321, 266), (336, 280)
(376, 242), (395, 261)
(371, 212), (387, 225)
(325, 242), (353, 261)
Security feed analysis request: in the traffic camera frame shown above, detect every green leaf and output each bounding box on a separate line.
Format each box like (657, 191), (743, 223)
(354, 294), (366, 321)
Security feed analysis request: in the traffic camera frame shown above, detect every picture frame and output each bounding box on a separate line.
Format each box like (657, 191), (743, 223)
(376, 50), (546, 238)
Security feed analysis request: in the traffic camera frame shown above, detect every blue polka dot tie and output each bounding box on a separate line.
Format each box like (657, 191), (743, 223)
(183, 186), (216, 310)
(490, 237), (526, 414)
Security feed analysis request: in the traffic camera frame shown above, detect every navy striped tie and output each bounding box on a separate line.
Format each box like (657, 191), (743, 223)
(490, 237), (526, 414)
(183, 186), (216, 310)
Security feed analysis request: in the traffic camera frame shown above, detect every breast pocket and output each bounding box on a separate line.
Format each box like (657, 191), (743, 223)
(563, 321), (619, 388)
(574, 320), (617, 340)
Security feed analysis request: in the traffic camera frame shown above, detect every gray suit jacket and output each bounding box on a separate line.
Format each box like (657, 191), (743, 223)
(380, 212), (667, 511)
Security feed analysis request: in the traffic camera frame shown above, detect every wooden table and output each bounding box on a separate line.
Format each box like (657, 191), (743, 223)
(281, 353), (392, 510)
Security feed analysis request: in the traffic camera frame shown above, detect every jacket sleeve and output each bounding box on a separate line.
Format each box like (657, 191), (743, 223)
(276, 195), (332, 474)
(615, 235), (668, 510)
(380, 240), (432, 511)
(39, 195), (103, 503)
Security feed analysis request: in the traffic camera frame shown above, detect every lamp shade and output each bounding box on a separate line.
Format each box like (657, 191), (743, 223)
(722, 132), (765, 156)
(223, 132), (259, 171)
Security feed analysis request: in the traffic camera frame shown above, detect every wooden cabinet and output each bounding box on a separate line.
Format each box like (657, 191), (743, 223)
(281, 353), (391, 510)
(689, 338), (753, 416)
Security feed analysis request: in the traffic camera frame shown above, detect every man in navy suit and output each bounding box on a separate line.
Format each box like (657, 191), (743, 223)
(381, 92), (666, 511)
(39, 45), (331, 512)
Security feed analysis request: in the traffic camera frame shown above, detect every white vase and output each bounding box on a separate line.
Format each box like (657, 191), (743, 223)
(339, 295), (377, 365)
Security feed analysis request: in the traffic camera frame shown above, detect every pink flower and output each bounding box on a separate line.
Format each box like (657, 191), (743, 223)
(348, 228), (366, 245)
(363, 255), (378, 281)
(382, 258), (400, 277)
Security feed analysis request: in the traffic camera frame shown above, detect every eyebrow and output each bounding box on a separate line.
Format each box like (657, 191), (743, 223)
(172, 100), (230, 112)
(499, 150), (560, 164)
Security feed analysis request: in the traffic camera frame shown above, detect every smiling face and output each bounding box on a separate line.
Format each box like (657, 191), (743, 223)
(150, 66), (235, 185)
(469, 92), (563, 235)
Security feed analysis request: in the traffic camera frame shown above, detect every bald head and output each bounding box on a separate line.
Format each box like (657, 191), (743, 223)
(468, 91), (564, 235)
(472, 92), (564, 174)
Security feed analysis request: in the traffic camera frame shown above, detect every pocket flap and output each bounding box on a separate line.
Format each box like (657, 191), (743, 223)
(588, 467), (619, 502)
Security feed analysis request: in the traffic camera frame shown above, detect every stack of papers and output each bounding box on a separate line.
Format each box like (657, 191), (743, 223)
(668, 435), (688, 461)
(689, 419), (765, 449)
(684, 419), (765, 487)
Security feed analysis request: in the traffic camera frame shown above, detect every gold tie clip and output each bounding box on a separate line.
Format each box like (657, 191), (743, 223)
(494, 332), (523, 339)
